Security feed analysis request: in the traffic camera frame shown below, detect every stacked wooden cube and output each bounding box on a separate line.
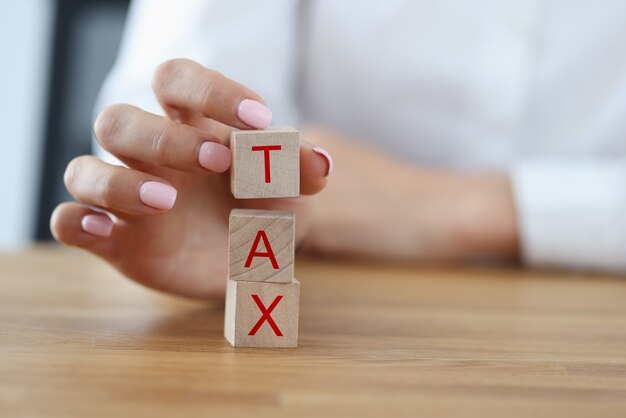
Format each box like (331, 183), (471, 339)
(224, 127), (301, 348)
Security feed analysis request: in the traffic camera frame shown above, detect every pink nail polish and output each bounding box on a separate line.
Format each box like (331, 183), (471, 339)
(199, 141), (232, 173)
(139, 181), (177, 210)
(313, 147), (334, 177)
(237, 99), (272, 129)
(81, 214), (113, 237)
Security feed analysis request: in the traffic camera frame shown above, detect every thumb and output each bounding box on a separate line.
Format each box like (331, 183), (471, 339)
(300, 140), (333, 195)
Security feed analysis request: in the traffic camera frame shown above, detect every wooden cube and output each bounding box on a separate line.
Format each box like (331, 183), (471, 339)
(228, 209), (294, 284)
(230, 126), (300, 199)
(224, 277), (300, 348)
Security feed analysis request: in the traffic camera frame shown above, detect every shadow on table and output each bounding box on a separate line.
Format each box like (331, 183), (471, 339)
(91, 303), (229, 352)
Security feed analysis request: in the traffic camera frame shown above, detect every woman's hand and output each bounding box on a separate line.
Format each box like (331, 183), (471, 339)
(50, 59), (332, 299)
(300, 127), (519, 263)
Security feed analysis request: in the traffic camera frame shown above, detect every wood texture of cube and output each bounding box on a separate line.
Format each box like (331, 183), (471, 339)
(228, 209), (294, 284)
(230, 127), (299, 199)
(224, 277), (300, 348)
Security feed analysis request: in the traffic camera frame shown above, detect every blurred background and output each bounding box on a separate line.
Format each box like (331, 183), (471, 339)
(1, 0), (129, 249)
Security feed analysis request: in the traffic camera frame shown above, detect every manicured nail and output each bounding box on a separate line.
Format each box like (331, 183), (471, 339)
(81, 214), (113, 237)
(199, 141), (232, 173)
(237, 99), (272, 129)
(313, 147), (334, 177)
(139, 181), (177, 210)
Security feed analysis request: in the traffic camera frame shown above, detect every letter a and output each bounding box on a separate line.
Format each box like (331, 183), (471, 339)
(244, 230), (279, 269)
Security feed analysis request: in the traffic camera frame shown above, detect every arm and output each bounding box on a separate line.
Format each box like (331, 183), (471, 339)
(301, 127), (519, 263)
(304, 128), (626, 273)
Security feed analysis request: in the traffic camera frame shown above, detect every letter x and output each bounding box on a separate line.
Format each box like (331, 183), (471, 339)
(248, 294), (283, 336)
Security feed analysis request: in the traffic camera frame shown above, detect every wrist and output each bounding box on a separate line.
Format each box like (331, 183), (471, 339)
(451, 173), (520, 260)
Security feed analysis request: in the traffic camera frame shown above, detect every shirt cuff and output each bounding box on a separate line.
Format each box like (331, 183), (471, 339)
(510, 159), (626, 272)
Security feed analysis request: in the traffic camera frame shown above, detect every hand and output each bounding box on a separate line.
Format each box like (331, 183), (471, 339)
(300, 127), (519, 262)
(50, 59), (332, 299)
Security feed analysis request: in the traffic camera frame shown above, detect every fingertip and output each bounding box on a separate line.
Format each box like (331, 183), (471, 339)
(49, 203), (67, 242)
(50, 203), (114, 252)
(237, 99), (273, 129)
(50, 202), (89, 244)
(139, 181), (178, 211)
(81, 214), (113, 238)
(300, 145), (332, 195)
(198, 141), (232, 173)
(312, 147), (333, 177)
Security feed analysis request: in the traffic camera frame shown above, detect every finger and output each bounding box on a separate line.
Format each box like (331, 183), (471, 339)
(94, 104), (231, 174)
(151, 58), (272, 130)
(300, 143), (333, 195)
(64, 155), (178, 216)
(50, 202), (116, 258)
(184, 114), (233, 144)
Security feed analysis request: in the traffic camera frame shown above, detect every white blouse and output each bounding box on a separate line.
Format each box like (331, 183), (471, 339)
(96, 0), (626, 272)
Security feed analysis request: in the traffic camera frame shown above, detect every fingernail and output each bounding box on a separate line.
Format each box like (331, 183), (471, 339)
(81, 214), (113, 237)
(199, 141), (232, 173)
(139, 181), (177, 210)
(237, 99), (272, 129)
(313, 147), (334, 177)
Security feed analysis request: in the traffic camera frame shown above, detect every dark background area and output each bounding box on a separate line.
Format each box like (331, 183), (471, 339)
(36, 0), (129, 240)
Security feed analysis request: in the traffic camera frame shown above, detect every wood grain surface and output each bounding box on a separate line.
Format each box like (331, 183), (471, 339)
(1, 245), (626, 417)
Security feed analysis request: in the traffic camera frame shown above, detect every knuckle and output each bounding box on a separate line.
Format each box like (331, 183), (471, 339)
(96, 169), (118, 208)
(151, 123), (176, 163)
(199, 69), (223, 104)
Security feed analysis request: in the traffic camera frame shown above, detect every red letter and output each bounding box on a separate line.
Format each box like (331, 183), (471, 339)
(251, 145), (282, 183)
(248, 294), (283, 336)
(244, 230), (279, 269)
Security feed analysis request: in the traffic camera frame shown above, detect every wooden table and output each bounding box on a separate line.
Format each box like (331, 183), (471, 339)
(1, 246), (626, 417)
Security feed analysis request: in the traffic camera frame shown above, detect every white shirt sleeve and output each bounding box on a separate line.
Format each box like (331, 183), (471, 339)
(93, 0), (300, 163)
(511, 159), (626, 272)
